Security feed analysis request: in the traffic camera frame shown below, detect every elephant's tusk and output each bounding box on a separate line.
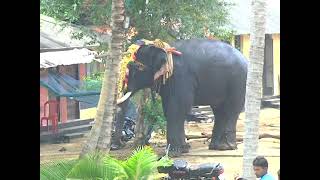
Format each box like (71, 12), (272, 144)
(116, 92), (132, 105)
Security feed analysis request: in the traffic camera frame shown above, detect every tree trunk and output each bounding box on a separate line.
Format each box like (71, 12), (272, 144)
(133, 89), (149, 147)
(242, 0), (267, 179)
(80, 0), (125, 157)
(111, 100), (129, 148)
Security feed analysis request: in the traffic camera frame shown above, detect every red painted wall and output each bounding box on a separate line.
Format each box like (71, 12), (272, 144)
(59, 97), (68, 123)
(78, 64), (86, 80)
(40, 70), (49, 125)
(40, 86), (48, 125)
(57, 66), (68, 122)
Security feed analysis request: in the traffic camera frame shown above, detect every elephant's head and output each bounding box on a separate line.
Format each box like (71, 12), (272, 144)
(116, 44), (169, 104)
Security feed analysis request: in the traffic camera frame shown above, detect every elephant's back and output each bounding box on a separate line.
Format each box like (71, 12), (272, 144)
(171, 39), (248, 105)
(172, 39), (247, 74)
(172, 39), (247, 65)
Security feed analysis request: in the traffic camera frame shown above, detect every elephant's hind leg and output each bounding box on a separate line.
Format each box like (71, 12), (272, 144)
(209, 75), (246, 150)
(209, 105), (239, 150)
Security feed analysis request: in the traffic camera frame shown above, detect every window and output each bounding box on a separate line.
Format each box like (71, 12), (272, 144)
(234, 35), (241, 52)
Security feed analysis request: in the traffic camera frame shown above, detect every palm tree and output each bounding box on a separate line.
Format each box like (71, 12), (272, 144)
(242, 0), (267, 179)
(80, 0), (126, 156)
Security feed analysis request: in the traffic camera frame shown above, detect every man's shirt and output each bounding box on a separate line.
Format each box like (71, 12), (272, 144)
(260, 173), (275, 180)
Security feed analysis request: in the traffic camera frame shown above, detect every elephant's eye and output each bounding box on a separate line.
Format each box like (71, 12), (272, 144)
(135, 61), (146, 71)
(138, 65), (145, 71)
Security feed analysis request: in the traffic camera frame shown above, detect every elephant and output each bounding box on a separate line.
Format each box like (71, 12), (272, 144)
(117, 38), (248, 156)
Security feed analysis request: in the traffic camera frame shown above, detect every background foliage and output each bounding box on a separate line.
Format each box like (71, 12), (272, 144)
(40, 0), (235, 43)
(143, 95), (166, 135)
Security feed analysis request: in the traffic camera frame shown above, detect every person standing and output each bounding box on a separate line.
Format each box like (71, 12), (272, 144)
(253, 156), (276, 180)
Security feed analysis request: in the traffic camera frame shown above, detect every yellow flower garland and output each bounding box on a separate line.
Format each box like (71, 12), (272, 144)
(117, 44), (140, 98)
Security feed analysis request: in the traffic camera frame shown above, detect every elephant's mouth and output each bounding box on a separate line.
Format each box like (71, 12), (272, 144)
(116, 92), (132, 105)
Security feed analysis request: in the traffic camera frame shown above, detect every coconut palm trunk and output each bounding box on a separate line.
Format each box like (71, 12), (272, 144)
(133, 89), (150, 147)
(242, 0), (267, 179)
(80, 0), (125, 156)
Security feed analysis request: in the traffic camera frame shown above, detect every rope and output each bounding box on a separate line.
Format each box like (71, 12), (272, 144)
(153, 39), (174, 85)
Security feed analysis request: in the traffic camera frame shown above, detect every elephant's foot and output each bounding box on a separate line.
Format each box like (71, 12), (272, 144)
(110, 139), (125, 151)
(208, 142), (237, 150)
(181, 143), (191, 153)
(110, 143), (125, 151)
(168, 143), (190, 157)
(209, 132), (237, 150)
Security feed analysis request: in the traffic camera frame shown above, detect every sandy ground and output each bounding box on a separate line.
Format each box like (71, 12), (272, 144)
(41, 108), (280, 179)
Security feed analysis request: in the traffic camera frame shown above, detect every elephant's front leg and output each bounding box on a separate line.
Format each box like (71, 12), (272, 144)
(166, 115), (189, 156)
(163, 98), (192, 157)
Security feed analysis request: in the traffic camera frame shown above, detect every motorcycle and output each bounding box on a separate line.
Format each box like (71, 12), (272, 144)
(111, 99), (153, 143)
(120, 116), (136, 142)
(157, 145), (225, 180)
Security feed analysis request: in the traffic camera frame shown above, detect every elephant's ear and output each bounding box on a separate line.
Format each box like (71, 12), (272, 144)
(149, 46), (167, 73)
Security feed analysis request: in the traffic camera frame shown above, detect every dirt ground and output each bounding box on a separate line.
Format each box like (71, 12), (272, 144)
(40, 108), (280, 179)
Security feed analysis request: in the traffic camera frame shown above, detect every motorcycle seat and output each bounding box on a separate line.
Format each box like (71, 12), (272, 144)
(189, 163), (222, 177)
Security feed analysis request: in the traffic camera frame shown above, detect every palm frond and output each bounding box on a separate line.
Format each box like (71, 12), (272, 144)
(40, 159), (78, 180)
(103, 155), (128, 180)
(40, 147), (173, 180)
(67, 151), (130, 180)
(66, 151), (106, 179)
(122, 146), (160, 180)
